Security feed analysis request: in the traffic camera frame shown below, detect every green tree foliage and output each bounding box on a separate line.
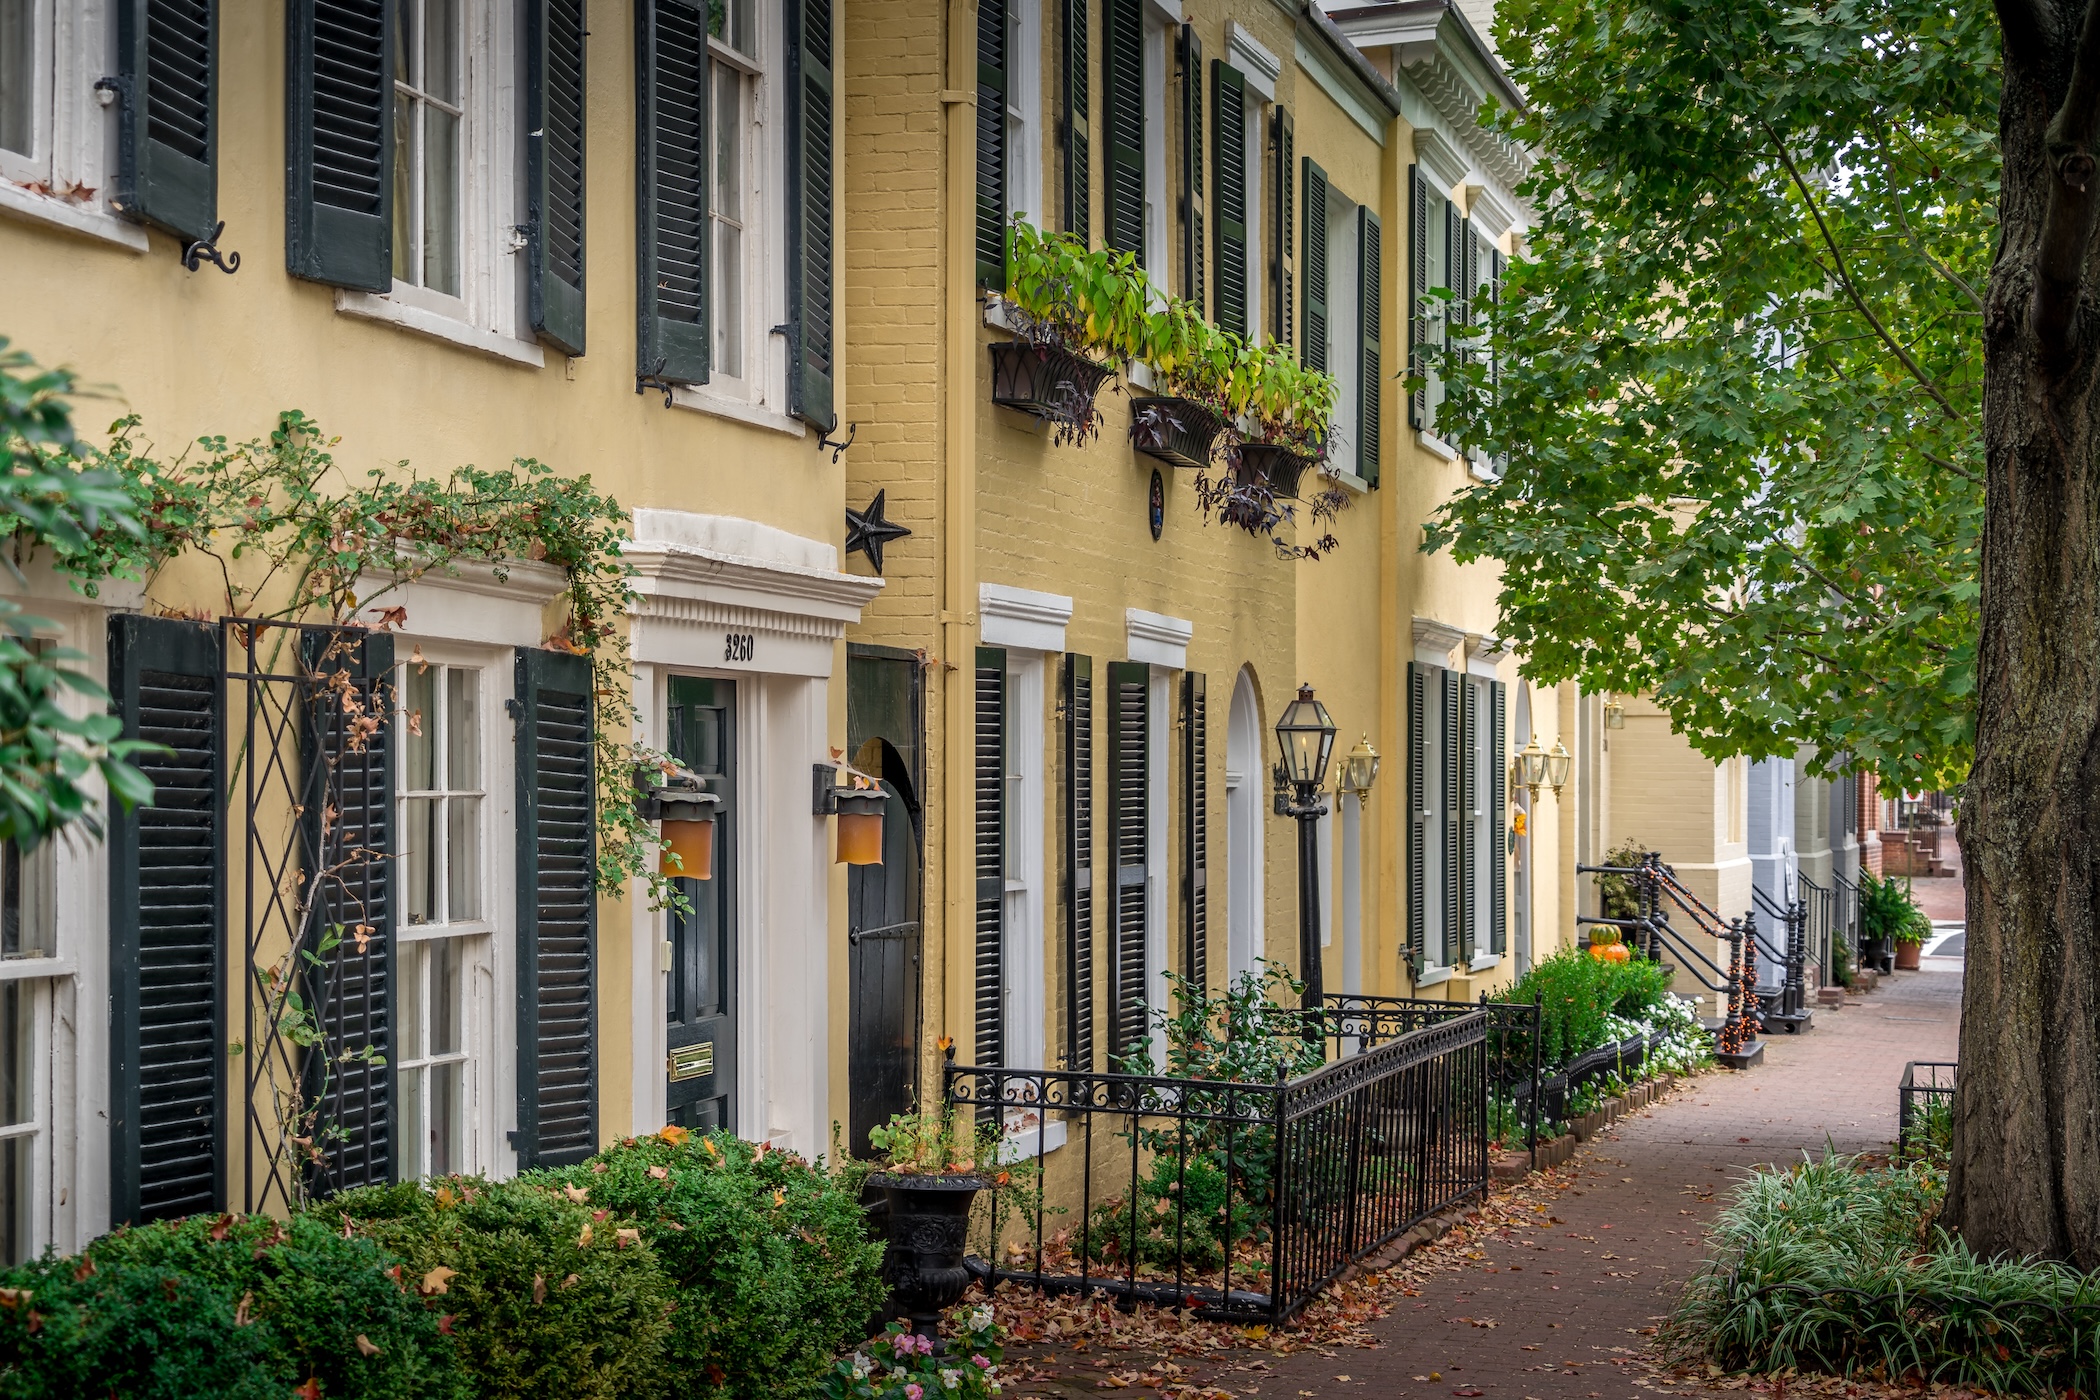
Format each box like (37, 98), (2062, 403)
(1424, 0), (1997, 791)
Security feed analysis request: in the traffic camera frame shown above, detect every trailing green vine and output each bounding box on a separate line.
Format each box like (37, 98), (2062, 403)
(14, 408), (671, 908)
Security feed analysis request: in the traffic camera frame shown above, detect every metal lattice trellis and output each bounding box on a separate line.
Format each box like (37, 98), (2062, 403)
(225, 619), (395, 1214)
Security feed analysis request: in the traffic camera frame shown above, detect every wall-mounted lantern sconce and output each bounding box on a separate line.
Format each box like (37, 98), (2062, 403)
(1335, 734), (1380, 807)
(813, 762), (888, 865)
(1603, 694), (1626, 730)
(1547, 740), (1573, 797)
(635, 763), (721, 879)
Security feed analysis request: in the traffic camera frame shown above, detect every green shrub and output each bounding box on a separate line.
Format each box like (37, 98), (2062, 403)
(1861, 871), (1931, 947)
(1085, 1153), (1263, 1273)
(0, 1256), (282, 1400)
(544, 1129), (885, 1400)
(88, 1212), (463, 1400)
(1495, 946), (1672, 1072)
(332, 1176), (672, 1400)
(1667, 1153), (2100, 1394)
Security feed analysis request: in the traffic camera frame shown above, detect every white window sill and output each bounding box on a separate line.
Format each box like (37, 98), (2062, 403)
(1468, 952), (1503, 973)
(1329, 467), (1370, 495)
(669, 385), (809, 439)
(1468, 455), (1502, 483)
(995, 1113), (1068, 1162)
(0, 956), (76, 982)
(1414, 965), (1453, 989)
(0, 183), (148, 252)
(1127, 361), (1157, 391)
(984, 296), (1022, 333)
(335, 290), (546, 368)
(1415, 429), (1459, 463)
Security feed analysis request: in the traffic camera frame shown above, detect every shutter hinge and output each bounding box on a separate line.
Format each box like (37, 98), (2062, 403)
(93, 76), (124, 109)
(505, 697), (525, 720)
(939, 89), (976, 106)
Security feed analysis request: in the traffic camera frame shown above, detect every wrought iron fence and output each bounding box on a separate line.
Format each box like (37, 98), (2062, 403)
(1897, 1060), (1956, 1156)
(944, 1009), (1492, 1324)
(1797, 873), (1837, 986)
(1306, 994), (1542, 1165)
(1749, 884), (1811, 1029)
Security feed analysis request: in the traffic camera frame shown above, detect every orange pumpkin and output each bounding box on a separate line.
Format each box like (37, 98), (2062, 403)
(1588, 943), (1612, 961)
(1603, 942), (1631, 963)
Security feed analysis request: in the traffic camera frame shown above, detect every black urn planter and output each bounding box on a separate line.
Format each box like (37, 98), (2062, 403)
(1234, 442), (1316, 499)
(873, 1172), (984, 1344)
(1128, 394), (1228, 468)
(988, 341), (1113, 424)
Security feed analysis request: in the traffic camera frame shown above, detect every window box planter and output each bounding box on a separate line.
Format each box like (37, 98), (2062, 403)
(869, 1172), (984, 1345)
(988, 341), (1113, 426)
(1128, 394), (1229, 468)
(1234, 442), (1316, 499)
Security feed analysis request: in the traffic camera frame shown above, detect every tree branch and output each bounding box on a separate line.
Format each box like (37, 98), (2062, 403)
(1880, 134), (1988, 316)
(2035, 0), (2100, 364)
(1760, 123), (1965, 422)
(1994, 0), (2058, 71)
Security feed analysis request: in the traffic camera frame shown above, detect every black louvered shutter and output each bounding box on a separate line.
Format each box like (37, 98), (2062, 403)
(1404, 661), (1426, 975)
(1270, 105), (1293, 351)
(1457, 215), (1478, 360)
(1101, 0), (1145, 261)
(1061, 0), (1091, 242)
(1441, 668), (1462, 969)
(302, 629), (395, 1196)
(1106, 662), (1148, 1063)
(1063, 654), (1096, 1071)
(287, 0), (392, 290)
(1301, 158), (1328, 373)
(1491, 680), (1507, 956)
(636, 0), (711, 386)
(1489, 246), (1507, 472)
(1358, 205), (1382, 484)
(1409, 165), (1429, 428)
(788, 0), (837, 426)
(974, 649), (1007, 1069)
(527, 0), (588, 355)
(1178, 24), (1203, 313)
(515, 648), (597, 1168)
(1180, 673), (1207, 991)
(1210, 61), (1246, 339)
(115, 0), (219, 243)
(975, 0), (1008, 288)
(109, 616), (224, 1226)
(1457, 675), (1476, 967)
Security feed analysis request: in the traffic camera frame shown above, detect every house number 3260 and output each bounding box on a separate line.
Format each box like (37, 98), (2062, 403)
(723, 632), (756, 662)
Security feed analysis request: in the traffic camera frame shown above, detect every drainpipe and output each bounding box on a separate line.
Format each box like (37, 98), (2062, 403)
(939, 0), (979, 1080)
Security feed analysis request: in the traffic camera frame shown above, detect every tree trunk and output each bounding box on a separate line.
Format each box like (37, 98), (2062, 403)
(1949, 0), (2100, 1265)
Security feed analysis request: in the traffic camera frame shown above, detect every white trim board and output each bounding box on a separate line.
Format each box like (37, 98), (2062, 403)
(1127, 608), (1193, 669)
(980, 582), (1074, 652)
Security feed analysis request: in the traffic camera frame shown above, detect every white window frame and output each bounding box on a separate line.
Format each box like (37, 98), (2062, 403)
(669, 0), (803, 433)
(1144, 666), (1171, 1066)
(0, 841), (58, 1268)
(1420, 678), (1449, 978)
(1325, 185), (1360, 471)
(1005, 0), (1043, 226)
(336, 0), (543, 366)
(1000, 651), (1046, 1075)
(392, 641), (515, 1182)
(1141, 10), (1169, 297)
(0, 1), (145, 251)
(1224, 670), (1263, 982)
(1243, 100), (1263, 343)
(1467, 675), (1493, 966)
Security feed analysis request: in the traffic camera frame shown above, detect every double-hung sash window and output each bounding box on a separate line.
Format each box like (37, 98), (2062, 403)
(393, 0), (464, 299)
(1406, 662), (1506, 977)
(398, 659), (494, 1180)
(0, 0), (41, 175)
(710, 1), (756, 384)
(0, 839), (53, 1265)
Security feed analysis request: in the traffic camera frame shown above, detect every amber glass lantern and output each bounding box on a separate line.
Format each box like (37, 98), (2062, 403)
(656, 785), (720, 879)
(834, 787), (887, 866)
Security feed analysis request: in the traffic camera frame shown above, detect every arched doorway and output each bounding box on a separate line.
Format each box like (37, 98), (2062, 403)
(1226, 670), (1264, 981)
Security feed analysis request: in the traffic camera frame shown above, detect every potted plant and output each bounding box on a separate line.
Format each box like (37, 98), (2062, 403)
(988, 220), (1138, 446)
(1128, 301), (1237, 468)
(1233, 345), (1338, 498)
(1861, 872), (1927, 973)
(864, 1087), (988, 1346)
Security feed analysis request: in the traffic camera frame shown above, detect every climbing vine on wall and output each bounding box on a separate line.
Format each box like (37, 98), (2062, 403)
(11, 408), (673, 908)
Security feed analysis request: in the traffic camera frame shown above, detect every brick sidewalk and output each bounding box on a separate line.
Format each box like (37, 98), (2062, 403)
(1181, 967), (1964, 1400)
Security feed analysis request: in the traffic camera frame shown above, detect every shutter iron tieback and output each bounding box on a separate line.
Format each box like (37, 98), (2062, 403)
(817, 418), (856, 463)
(181, 221), (240, 276)
(636, 357), (677, 408)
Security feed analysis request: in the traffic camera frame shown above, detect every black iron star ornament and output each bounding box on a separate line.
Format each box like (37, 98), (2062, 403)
(845, 489), (911, 575)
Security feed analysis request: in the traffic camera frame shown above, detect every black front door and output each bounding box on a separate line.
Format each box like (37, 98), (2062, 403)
(847, 775), (921, 1155)
(665, 677), (734, 1130)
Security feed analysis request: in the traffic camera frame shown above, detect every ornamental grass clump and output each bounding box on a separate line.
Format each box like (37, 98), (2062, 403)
(1666, 1152), (2100, 1395)
(331, 1176), (673, 1400)
(545, 1127), (885, 1400)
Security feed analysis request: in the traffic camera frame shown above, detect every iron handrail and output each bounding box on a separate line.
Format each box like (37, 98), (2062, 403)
(1581, 853), (1760, 1054)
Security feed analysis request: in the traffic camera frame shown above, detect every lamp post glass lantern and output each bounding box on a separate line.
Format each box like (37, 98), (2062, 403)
(1275, 684), (1338, 1020)
(1547, 740), (1572, 795)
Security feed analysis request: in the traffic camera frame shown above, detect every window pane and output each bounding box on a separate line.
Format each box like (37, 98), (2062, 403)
(391, 92), (413, 284)
(709, 0), (751, 52)
(0, 1133), (28, 1266)
(0, 982), (27, 1128)
(400, 941), (428, 1060)
(399, 1060), (425, 1177)
(403, 797), (435, 924)
(424, 107), (461, 297)
(0, 0), (32, 159)
(430, 1060), (462, 1175)
(446, 669), (479, 791)
(424, 0), (459, 104)
(0, 840), (50, 960)
(711, 66), (742, 379)
(394, 0), (414, 83)
(404, 665), (436, 790)
(446, 796), (481, 922)
(430, 936), (463, 1054)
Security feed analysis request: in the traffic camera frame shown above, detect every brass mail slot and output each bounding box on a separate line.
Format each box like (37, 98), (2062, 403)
(668, 1042), (715, 1082)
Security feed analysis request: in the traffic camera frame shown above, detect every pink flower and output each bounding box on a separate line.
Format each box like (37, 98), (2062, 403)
(907, 1386), (924, 1400)
(972, 1355), (991, 1369)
